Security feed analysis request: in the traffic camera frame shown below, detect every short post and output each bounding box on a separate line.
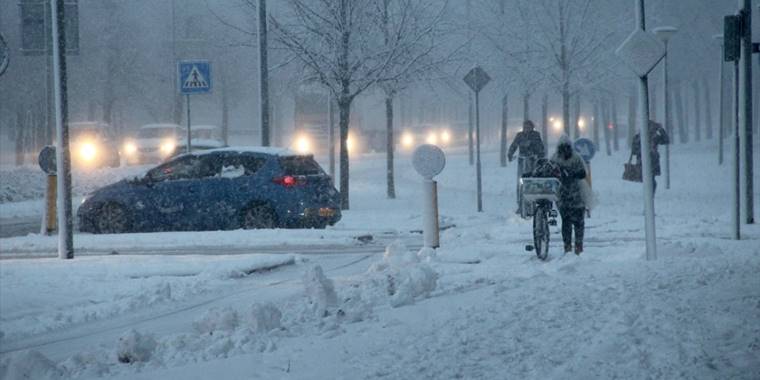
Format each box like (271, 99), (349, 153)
(412, 145), (446, 249)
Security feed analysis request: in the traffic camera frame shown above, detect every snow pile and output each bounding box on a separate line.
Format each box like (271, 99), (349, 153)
(0, 350), (64, 380)
(302, 265), (338, 318)
(248, 303), (283, 333)
(365, 241), (439, 308)
(116, 330), (157, 364)
(193, 307), (240, 335)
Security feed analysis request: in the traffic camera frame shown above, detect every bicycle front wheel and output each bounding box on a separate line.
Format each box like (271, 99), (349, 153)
(533, 206), (550, 260)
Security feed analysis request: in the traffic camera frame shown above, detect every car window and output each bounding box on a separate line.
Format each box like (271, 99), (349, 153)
(218, 155), (267, 177)
(279, 156), (322, 175)
(148, 156), (201, 182)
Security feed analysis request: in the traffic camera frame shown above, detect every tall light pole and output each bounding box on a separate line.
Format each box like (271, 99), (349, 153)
(653, 26), (677, 190)
(738, 0), (754, 225)
(258, 0), (271, 146)
(714, 34), (726, 166)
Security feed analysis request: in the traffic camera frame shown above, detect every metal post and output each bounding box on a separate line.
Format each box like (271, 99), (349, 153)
(258, 0), (270, 146)
(475, 90), (483, 212)
(328, 92), (335, 183)
(186, 95), (191, 153)
(733, 61), (741, 239)
(716, 35), (726, 165)
(50, 0), (73, 259)
(468, 95), (474, 165)
(739, 0), (754, 224)
(636, 0), (657, 260)
(663, 42), (671, 189)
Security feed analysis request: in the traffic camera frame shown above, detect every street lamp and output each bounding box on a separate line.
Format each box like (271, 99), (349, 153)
(653, 26), (678, 190)
(714, 34), (725, 166)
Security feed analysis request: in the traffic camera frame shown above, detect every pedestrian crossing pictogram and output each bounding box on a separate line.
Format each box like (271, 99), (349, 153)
(178, 60), (211, 94)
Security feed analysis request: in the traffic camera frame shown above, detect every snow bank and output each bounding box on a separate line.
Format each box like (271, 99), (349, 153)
(0, 350), (64, 380)
(116, 330), (157, 364)
(364, 241), (439, 308)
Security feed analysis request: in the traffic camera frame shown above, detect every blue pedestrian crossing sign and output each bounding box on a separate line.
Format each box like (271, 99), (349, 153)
(178, 60), (211, 94)
(573, 138), (596, 163)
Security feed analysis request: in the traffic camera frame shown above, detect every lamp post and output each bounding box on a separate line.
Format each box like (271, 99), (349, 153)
(714, 34), (726, 165)
(653, 26), (677, 190)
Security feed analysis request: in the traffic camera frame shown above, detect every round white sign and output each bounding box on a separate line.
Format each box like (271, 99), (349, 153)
(412, 144), (446, 179)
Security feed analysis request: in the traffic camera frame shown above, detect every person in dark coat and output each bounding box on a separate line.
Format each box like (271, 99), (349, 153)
(551, 135), (587, 255)
(509, 120), (546, 214)
(632, 120), (669, 194)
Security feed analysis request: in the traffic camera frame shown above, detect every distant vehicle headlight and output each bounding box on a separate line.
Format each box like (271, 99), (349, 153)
(294, 134), (312, 154)
(401, 132), (415, 149)
(123, 141), (137, 156)
(79, 142), (97, 162)
(440, 130), (451, 144)
(160, 140), (176, 155)
(426, 132), (438, 145)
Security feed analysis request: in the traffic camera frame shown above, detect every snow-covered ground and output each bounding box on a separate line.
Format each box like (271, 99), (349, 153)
(1, 141), (759, 379)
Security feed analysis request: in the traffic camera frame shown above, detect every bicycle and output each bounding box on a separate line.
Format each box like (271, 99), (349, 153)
(520, 160), (561, 261)
(516, 155), (539, 219)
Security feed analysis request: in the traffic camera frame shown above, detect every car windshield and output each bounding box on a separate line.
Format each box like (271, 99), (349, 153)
(279, 156), (322, 176)
(138, 127), (178, 139)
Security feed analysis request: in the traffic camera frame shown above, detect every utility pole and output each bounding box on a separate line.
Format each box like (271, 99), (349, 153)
(725, 15), (741, 240)
(50, 0), (73, 259)
(258, 0), (271, 146)
(738, 0), (754, 224)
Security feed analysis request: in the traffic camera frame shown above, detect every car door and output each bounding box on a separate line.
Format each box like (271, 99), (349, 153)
(145, 155), (204, 231)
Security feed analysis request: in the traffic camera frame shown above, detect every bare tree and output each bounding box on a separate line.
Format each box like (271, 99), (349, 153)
(273, 0), (442, 209)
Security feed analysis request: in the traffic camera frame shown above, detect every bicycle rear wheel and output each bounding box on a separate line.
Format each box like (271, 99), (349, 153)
(533, 206), (550, 260)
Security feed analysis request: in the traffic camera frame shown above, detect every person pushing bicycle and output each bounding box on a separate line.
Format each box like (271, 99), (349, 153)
(551, 135), (587, 255)
(508, 120), (546, 215)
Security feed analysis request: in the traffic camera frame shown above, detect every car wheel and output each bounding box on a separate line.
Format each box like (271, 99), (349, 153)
(241, 204), (277, 229)
(95, 202), (130, 234)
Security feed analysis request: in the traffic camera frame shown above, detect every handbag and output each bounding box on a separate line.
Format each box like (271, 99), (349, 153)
(623, 153), (642, 182)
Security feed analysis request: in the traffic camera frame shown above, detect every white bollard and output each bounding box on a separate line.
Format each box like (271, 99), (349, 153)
(412, 145), (446, 249)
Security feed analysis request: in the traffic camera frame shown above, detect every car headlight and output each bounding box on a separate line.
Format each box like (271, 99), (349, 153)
(79, 142), (97, 162)
(440, 130), (451, 144)
(294, 134), (312, 154)
(401, 132), (415, 148)
(426, 132), (438, 145)
(123, 141), (137, 156)
(160, 140), (176, 155)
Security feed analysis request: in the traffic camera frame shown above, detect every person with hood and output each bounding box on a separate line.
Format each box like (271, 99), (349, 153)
(551, 135), (587, 255)
(508, 120), (546, 214)
(631, 120), (669, 194)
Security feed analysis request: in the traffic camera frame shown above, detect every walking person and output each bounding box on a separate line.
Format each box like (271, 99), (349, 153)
(508, 120), (546, 214)
(631, 120), (669, 195)
(551, 135), (587, 255)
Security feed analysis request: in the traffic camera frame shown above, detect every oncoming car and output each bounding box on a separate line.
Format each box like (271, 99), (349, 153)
(122, 123), (184, 165)
(77, 147), (341, 233)
(171, 125), (226, 158)
(69, 122), (120, 168)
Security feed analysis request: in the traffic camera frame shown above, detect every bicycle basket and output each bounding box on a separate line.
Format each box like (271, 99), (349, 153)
(519, 177), (561, 202)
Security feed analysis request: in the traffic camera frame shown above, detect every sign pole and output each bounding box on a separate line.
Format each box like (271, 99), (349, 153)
(50, 0), (73, 259)
(739, 0), (754, 225)
(186, 94), (191, 154)
(475, 89), (483, 212)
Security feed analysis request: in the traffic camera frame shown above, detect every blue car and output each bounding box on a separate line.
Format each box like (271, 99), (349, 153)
(78, 147), (341, 233)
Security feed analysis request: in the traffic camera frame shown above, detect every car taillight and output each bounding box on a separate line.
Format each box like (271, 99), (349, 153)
(272, 175), (304, 187)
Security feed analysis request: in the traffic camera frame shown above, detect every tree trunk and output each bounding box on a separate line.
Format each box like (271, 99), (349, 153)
(338, 99), (351, 210)
(562, 80), (570, 136)
(500, 93), (508, 167)
(385, 94), (396, 198)
(612, 95), (620, 151)
(592, 101), (600, 149)
(703, 76), (713, 139)
(675, 83), (687, 143)
(628, 89), (637, 149)
(693, 80), (701, 142)
(573, 94), (581, 139)
(603, 100), (611, 156)
(522, 92), (530, 122)
(15, 105), (24, 166)
(541, 93), (548, 154)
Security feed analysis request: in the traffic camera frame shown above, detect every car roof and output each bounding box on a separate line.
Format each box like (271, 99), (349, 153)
(184, 146), (303, 158)
(140, 123), (184, 130)
(70, 121), (109, 129)
(191, 125), (219, 130)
